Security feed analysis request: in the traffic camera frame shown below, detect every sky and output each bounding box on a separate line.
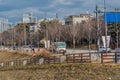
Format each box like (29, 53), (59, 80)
(0, 0), (120, 23)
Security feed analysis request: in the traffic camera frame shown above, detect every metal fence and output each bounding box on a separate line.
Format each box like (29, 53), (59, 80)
(0, 52), (120, 68)
(66, 53), (91, 63)
(101, 52), (120, 63)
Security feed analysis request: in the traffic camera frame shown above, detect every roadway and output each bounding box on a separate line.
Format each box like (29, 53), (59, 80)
(66, 49), (97, 54)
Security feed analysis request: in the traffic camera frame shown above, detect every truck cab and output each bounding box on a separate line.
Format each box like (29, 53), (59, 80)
(53, 42), (66, 54)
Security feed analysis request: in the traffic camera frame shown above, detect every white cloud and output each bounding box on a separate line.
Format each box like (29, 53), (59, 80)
(48, 0), (73, 8)
(0, 7), (44, 18)
(0, 0), (120, 23)
(56, 0), (73, 5)
(0, 0), (7, 5)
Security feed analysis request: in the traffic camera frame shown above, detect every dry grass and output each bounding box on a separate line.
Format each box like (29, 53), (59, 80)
(1, 63), (120, 80)
(0, 49), (58, 62)
(0, 50), (30, 62)
(1, 49), (120, 80)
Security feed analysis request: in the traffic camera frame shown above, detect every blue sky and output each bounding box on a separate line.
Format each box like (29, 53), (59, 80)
(0, 0), (119, 23)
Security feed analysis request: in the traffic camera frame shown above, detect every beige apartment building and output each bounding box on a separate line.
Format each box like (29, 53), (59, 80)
(65, 14), (93, 25)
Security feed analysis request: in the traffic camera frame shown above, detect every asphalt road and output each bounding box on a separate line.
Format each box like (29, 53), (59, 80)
(66, 49), (97, 54)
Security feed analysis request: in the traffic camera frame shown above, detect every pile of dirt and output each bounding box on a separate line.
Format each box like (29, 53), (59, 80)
(37, 49), (60, 57)
(0, 49), (59, 62)
(17, 48), (58, 57)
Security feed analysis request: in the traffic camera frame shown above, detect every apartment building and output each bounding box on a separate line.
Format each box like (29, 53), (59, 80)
(22, 12), (36, 23)
(65, 14), (93, 25)
(0, 18), (11, 32)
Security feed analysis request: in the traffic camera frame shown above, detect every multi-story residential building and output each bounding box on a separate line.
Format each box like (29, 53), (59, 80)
(65, 14), (93, 25)
(0, 18), (11, 32)
(22, 12), (36, 23)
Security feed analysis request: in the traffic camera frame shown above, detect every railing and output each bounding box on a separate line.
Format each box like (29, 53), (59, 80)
(44, 56), (61, 64)
(101, 52), (120, 63)
(0, 56), (61, 68)
(1, 52), (120, 69)
(66, 53), (91, 63)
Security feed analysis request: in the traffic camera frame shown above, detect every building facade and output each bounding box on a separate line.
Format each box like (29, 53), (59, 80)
(22, 12), (36, 23)
(0, 18), (11, 32)
(65, 14), (93, 25)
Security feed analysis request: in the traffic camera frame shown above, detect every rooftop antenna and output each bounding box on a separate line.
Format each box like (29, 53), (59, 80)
(56, 13), (58, 19)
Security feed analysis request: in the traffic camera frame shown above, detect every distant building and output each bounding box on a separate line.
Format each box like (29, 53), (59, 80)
(37, 18), (45, 24)
(0, 18), (11, 32)
(16, 22), (39, 32)
(22, 12), (36, 23)
(65, 14), (93, 25)
(29, 25), (40, 32)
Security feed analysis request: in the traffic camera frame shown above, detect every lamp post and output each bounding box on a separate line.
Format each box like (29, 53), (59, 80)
(0, 18), (4, 47)
(88, 27), (91, 53)
(24, 23), (27, 47)
(45, 21), (48, 49)
(10, 24), (14, 46)
(0, 21), (2, 46)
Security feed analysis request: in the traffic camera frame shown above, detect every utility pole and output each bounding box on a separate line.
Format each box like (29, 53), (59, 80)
(0, 21), (2, 46)
(104, 0), (108, 52)
(115, 8), (119, 48)
(45, 13), (48, 49)
(95, 5), (100, 51)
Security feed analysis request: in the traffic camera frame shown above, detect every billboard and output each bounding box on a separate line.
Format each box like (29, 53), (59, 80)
(102, 36), (111, 48)
(104, 12), (120, 22)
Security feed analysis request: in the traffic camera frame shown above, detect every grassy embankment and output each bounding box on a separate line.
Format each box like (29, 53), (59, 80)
(0, 50), (120, 80)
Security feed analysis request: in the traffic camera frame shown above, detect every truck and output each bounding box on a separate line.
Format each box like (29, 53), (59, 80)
(50, 42), (66, 54)
(98, 46), (111, 52)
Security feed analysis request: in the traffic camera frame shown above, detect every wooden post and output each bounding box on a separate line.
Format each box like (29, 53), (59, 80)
(81, 53), (83, 62)
(89, 53), (91, 63)
(66, 55), (68, 63)
(54, 56), (55, 64)
(101, 53), (103, 63)
(73, 54), (75, 63)
(47, 57), (50, 64)
(115, 52), (117, 64)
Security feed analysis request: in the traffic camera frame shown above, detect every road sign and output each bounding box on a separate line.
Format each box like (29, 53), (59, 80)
(104, 12), (120, 22)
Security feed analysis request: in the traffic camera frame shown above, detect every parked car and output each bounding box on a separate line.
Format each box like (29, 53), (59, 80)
(22, 45), (31, 52)
(115, 48), (120, 52)
(0, 46), (4, 50)
(9, 46), (19, 50)
(98, 46), (111, 52)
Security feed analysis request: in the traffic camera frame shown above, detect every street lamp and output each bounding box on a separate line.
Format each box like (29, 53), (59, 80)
(45, 21), (48, 49)
(88, 27), (91, 53)
(9, 23), (14, 46)
(24, 23), (27, 47)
